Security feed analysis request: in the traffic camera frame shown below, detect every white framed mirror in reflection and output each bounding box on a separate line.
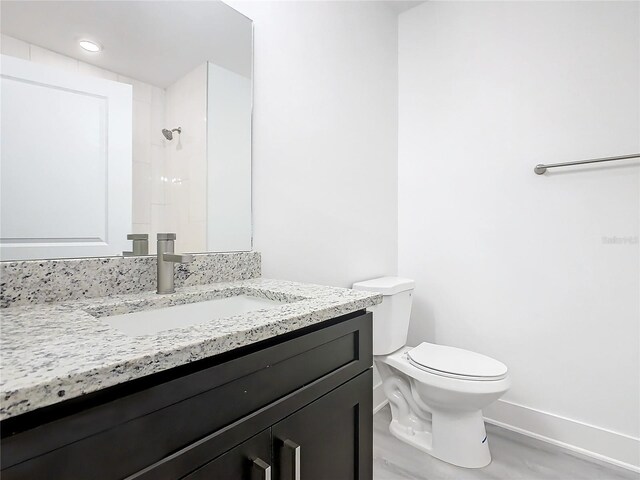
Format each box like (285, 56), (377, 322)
(0, 1), (252, 260)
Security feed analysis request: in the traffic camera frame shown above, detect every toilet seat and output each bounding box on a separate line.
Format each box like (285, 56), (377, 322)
(407, 342), (508, 381)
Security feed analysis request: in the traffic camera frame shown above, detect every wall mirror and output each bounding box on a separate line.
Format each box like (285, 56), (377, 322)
(0, 0), (252, 260)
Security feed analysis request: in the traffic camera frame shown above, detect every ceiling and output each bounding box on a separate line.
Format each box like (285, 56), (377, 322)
(385, 1), (426, 14)
(0, 1), (253, 88)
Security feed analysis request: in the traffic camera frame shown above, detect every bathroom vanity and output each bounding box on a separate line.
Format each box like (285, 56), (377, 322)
(0, 257), (381, 480)
(0, 1), (382, 476)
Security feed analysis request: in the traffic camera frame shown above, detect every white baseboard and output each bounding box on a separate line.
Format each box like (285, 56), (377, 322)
(373, 384), (639, 473)
(373, 381), (389, 414)
(484, 399), (640, 473)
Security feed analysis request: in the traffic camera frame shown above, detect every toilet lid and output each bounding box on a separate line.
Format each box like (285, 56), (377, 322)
(407, 342), (508, 380)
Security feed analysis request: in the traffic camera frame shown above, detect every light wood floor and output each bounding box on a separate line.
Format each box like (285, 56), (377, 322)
(373, 405), (639, 480)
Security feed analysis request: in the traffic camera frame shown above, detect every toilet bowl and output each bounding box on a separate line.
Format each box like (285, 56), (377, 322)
(352, 277), (510, 469)
(376, 344), (510, 468)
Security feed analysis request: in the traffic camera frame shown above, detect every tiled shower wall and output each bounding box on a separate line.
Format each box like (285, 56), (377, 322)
(164, 63), (208, 253)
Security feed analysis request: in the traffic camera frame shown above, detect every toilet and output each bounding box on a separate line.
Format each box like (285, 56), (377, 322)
(353, 277), (510, 469)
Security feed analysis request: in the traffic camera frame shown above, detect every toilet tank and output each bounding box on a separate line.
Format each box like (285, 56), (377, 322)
(352, 277), (414, 355)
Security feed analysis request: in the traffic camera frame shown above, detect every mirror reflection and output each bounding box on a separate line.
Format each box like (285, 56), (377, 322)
(0, 1), (253, 260)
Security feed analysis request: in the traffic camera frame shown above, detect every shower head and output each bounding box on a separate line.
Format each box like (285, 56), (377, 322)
(162, 127), (181, 141)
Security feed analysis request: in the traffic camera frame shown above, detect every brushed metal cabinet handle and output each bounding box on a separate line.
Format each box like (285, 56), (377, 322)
(252, 457), (271, 480)
(281, 439), (301, 480)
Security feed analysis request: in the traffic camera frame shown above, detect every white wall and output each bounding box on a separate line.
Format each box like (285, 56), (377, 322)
(398, 1), (639, 469)
(230, 1), (399, 288)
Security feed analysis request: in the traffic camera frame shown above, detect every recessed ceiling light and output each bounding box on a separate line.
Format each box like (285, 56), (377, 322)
(79, 40), (101, 53)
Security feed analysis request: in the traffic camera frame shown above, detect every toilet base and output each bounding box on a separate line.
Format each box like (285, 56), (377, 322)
(376, 347), (510, 469)
(388, 408), (492, 469)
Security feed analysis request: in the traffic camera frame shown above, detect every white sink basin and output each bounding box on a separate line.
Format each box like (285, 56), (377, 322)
(100, 295), (285, 336)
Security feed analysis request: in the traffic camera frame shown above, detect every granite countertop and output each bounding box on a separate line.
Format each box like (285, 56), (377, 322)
(0, 278), (381, 420)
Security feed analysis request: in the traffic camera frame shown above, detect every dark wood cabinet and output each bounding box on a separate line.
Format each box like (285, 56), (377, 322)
(176, 369), (372, 480)
(272, 370), (372, 480)
(1, 311), (373, 480)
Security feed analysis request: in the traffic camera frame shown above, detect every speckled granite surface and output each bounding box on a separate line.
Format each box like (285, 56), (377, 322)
(0, 252), (261, 308)
(0, 278), (381, 420)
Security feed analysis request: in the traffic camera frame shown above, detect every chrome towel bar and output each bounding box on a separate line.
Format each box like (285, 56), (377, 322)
(534, 153), (640, 175)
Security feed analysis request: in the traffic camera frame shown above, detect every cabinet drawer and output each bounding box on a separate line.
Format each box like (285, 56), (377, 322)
(2, 311), (372, 480)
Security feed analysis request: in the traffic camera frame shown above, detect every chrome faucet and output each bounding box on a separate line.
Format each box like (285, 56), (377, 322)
(156, 233), (193, 294)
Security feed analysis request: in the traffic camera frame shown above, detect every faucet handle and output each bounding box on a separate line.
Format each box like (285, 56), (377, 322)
(157, 233), (177, 241)
(162, 253), (194, 264)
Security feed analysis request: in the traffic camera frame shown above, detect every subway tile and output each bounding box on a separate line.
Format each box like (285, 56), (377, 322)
(131, 223), (150, 235)
(150, 100), (165, 147)
(132, 162), (151, 224)
(150, 145), (166, 205)
(117, 74), (153, 103)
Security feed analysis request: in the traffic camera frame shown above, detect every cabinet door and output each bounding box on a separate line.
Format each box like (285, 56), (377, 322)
(272, 370), (372, 480)
(182, 429), (272, 480)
